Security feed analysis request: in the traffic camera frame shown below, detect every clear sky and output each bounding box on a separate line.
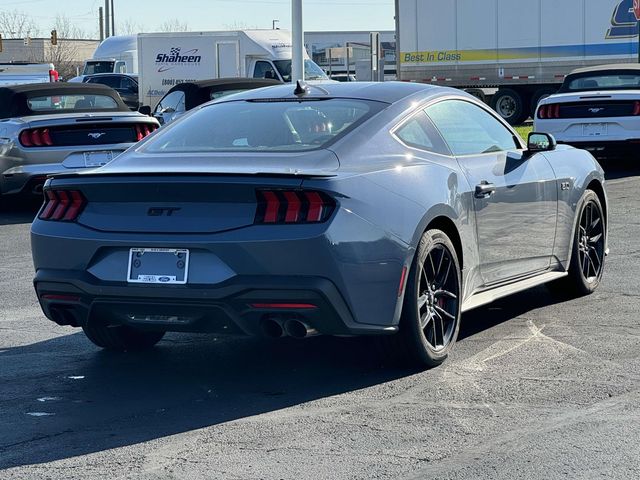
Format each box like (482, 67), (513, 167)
(1, 0), (395, 37)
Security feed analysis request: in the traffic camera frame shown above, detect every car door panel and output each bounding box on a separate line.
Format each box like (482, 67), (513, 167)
(457, 150), (558, 285)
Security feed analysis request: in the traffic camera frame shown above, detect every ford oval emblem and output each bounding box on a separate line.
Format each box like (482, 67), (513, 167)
(158, 276), (171, 283)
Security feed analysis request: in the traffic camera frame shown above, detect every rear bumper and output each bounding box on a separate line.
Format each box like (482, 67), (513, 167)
(34, 269), (397, 336)
(558, 140), (640, 159)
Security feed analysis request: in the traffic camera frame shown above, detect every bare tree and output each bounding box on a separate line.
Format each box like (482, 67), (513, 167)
(223, 21), (259, 30)
(0, 10), (39, 38)
(118, 18), (144, 35)
(157, 20), (189, 32)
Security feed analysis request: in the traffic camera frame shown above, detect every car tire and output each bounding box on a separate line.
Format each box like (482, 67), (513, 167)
(530, 87), (557, 118)
(491, 88), (527, 125)
(381, 229), (462, 368)
(548, 190), (606, 297)
(82, 321), (165, 351)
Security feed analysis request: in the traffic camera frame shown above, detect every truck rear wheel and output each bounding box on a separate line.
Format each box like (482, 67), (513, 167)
(491, 88), (527, 125)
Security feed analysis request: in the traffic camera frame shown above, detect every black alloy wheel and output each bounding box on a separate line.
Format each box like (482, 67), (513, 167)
(383, 229), (462, 368)
(548, 190), (606, 297)
(576, 193), (605, 286)
(417, 243), (459, 352)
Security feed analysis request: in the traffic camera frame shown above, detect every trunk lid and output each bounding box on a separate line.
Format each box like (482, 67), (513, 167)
(51, 175), (307, 234)
(541, 90), (640, 119)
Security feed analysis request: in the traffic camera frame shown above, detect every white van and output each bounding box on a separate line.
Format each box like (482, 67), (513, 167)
(137, 29), (328, 109)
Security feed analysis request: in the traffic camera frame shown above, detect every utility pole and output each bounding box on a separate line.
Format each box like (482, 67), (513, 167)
(99, 7), (104, 41)
(291, 0), (304, 81)
(110, 0), (115, 36)
(104, 0), (110, 38)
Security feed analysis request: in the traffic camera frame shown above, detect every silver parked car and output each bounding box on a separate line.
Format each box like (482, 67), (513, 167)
(31, 82), (608, 368)
(0, 82), (159, 199)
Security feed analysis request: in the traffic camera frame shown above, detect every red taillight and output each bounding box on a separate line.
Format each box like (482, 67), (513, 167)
(39, 189), (86, 221)
(49, 69), (59, 82)
(19, 128), (55, 147)
(633, 101), (640, 116)
(135, 123), (157, 141)
(255, 189), (335, 225)
(538, 103), (560, 119)
(41, 294), (80, 302)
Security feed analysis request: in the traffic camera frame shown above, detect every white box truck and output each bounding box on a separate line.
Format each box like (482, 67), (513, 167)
(82, 35), (138, 76)
(137, 29), (328, 109)
(396, 0), (640, 124)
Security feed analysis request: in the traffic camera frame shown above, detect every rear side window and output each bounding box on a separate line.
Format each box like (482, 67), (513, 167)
(394, 111), (451, 155)
(145, 98), (385, 153)
(27, 94), (118, 111)
(154, 91), (185, 114)
(426, 100), (518, 156)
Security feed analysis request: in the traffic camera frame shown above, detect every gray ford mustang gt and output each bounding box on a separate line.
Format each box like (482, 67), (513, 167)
(31, 81), (608, 367)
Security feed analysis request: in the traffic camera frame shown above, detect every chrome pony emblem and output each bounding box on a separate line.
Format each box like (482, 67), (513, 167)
(87, 132), (106, 139)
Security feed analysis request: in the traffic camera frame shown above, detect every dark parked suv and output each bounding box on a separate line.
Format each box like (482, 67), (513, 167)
(83, 73), (139, 110)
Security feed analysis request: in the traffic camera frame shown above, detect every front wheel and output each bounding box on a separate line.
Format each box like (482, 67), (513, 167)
(384, 229), (462, 368)
(548, 190), (606, 297)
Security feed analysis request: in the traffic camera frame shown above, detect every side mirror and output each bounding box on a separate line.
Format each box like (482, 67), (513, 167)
(138, 105), (151, 116)
(527, 132), (557, 152)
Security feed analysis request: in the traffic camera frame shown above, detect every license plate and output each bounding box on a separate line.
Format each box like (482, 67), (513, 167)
(84, 151), (114, 167)
(582, 123), (607, 137)
(127, 248), (189, 284)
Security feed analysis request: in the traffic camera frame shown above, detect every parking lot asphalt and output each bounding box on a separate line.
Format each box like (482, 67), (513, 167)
(0, 164), (639, 480)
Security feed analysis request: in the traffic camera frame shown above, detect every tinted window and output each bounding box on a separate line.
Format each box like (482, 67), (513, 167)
(210, 89), (246, 100)
(154, 91), (185, 114)
(426, 100), (517, 156)
(86, 76), (120, 89)
(121, 77), (137, 92)
(395, 112), (450, 155)
(253, 61), (277, 80)
(27, 94), (118, 111)
(565, 73), (640, 91)
(145, 98), (384, 153)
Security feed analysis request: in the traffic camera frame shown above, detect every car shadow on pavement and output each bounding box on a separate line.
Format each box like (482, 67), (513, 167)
(0, 330), (419, 470)
(0, 196), (41, 226)
(600, 160), (640, 180)
(458, 284), (566, 341)
(0, 284), (573, 470)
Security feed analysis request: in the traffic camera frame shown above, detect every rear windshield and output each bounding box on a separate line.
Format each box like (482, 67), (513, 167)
(27, 94), (119, 111)
(564, 73), (640, 91)
(145, 98), (385, 153)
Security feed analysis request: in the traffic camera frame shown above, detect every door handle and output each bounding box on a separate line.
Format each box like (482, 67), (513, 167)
(474, 181), (496, 198)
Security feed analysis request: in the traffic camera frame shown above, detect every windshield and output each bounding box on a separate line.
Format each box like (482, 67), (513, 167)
(145, 98), (384, 153)
(83, 61), (115, 75)
(564, 72), (640, 92)
(273, 60), (328, 82)
(27, 94), (119, 111)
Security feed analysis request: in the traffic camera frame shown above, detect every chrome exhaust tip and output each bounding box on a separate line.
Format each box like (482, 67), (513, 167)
(261, 317), (285, 338)
(283, 319), (318, 339)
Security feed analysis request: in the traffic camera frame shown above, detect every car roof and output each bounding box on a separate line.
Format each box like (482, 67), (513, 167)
(0, 82), (130, 118)
(225, 81), (441, 104)
(568, 63), (640, 75)
(164, 78), (282, 110)
(85, 73), (138, 79)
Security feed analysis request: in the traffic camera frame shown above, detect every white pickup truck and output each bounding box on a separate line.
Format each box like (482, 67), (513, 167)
(0, 63), (59, 86)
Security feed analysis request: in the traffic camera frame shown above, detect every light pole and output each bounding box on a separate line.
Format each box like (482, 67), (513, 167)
(291, 0), (304, 82)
